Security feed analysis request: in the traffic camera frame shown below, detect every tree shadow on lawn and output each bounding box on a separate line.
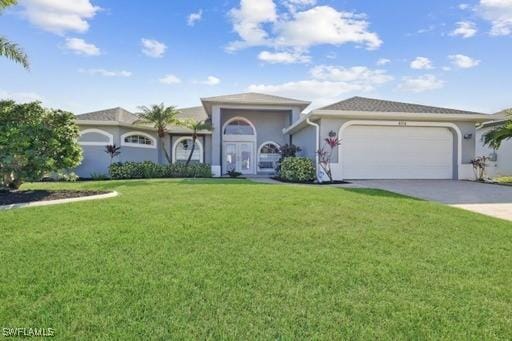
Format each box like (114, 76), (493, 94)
(341, 188), (424, 201)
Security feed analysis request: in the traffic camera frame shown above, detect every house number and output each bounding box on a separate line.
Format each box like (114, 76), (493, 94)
(398, 121), (407, 126)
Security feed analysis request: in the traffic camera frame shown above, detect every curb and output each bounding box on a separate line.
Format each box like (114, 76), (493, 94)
(0, 191), (119, 211)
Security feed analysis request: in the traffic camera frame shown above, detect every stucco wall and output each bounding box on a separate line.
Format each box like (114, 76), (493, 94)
(291, 124), (316, 160)
(476, 126), (512, 177)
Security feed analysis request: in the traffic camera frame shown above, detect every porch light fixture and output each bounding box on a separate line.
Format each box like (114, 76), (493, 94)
(463, 133), (473, 140)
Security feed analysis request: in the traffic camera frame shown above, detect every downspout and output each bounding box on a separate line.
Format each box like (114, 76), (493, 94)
(306, 118), (321, 182)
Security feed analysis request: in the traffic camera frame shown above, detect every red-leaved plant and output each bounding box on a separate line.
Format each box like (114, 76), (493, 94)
(317, 133), (341, 183)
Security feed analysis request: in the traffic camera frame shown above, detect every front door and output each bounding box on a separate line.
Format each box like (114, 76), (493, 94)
(223, 142), (254, 175)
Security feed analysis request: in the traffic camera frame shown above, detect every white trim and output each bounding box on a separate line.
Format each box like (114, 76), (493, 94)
(306, 118), (321, 181)
(172, 136), (204, 163)
(257, 141), (280, 172)
(120, 131), (157, 149)
(338, 120), (462, 180)
(222, 116), (257, 175)
(79, 128), (114, 146)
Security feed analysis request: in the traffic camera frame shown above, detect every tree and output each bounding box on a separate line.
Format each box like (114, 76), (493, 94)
(182, 119), (212, 166)
(0, 101), (82, 189)
(0, 0), (29, 69)
(484, 110), (512, 150)
(105, 144), (121, 166)
(317, 132), (341, 183)
(137, 104), (184, 163)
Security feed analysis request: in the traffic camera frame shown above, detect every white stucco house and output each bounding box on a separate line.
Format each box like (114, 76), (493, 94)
(74, 92), (492, 180)
(476, 109), (512, 178)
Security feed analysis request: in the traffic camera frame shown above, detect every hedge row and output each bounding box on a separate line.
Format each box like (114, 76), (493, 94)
(109, 161), (212, 179)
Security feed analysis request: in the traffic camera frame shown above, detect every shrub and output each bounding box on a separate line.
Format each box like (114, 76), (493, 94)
(109, 161), (212, 179)
(227, 170), (242, 178)
(90, 172), (110, 181)
(279, 157), (316, 183)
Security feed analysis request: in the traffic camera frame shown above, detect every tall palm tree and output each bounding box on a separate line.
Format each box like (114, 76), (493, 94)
(484, 110), (512, 150)
(0, 0), (29, 69)
(137, 104), (184, 163)
(182, 119), (212, 166)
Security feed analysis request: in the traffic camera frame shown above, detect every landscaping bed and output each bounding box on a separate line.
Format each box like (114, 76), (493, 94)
(271, 177), (350, 185)
(0, 190), (109, 206)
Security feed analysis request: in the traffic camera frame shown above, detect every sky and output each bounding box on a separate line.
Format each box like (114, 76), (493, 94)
(0, 0), (511, 115)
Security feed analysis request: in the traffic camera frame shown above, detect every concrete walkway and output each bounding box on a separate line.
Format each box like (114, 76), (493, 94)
(350, 180), (512, 221)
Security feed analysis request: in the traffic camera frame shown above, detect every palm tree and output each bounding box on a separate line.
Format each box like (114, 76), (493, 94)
(0, 0), (29, 69)
(484, 110), (512, 150)
(137, 104), (184, 163)
(182, 119), (212, 166)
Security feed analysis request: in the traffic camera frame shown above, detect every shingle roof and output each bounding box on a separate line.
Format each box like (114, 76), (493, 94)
(177, 106), (208, 121)
(319, 96), (486, 115)
(201, 92), (310, 107)
(75, 107), (138, 123)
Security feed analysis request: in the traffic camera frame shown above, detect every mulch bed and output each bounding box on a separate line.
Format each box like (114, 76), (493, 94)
(0, 190), (109, 206)
(271, 177), (350, 185)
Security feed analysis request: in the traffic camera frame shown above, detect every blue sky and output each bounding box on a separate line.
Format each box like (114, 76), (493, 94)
(0, 0), (511, 114)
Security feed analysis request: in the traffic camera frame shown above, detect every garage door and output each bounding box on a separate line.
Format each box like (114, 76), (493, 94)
(343, 125), (454, 179)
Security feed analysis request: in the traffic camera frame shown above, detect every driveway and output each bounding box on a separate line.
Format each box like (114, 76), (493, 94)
(350, 180), (512, 221)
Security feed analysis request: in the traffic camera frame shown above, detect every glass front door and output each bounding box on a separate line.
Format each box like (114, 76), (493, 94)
(223, 142), (254, 175)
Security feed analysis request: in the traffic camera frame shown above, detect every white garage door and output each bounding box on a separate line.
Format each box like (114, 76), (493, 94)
(343, 125), (454, 179)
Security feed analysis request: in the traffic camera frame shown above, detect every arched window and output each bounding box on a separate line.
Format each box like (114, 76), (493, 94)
(121, 132), (156, 148)
(173, 137), (203, 163)
(224, 118), (255, 135)
(258, 142), (280, 171)
(79, 129), (113, 146)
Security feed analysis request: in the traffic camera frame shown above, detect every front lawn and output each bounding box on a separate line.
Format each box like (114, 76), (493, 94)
(1, 179), (511, 339)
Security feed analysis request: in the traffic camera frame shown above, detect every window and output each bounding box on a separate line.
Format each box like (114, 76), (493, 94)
(121, 132), (157, 148)
(258, 142), (280, 171)
(124, 135), (153, 145)
(173, 137), (203, 163)
(224, 119), (255, 135)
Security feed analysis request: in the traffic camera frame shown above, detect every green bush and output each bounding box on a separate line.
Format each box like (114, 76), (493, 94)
(109, 161), (212, 179)
(279, 157), (316, 183)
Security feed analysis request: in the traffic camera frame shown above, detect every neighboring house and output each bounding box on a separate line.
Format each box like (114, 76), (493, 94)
(476, 109), (512, 177)
(75, 92), (491, 180)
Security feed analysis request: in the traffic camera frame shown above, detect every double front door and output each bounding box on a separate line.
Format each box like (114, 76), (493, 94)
(223, 142), (254, 175)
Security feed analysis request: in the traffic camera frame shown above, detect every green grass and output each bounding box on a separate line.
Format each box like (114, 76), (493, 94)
(496, 176), (512, 184)
(1, 179), (511, 339)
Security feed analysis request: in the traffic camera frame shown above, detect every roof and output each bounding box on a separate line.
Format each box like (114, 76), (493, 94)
(177, 106), (208, 121)
(75, 107), (138, 124)
(201, 92), (311, 114)
(480, 108), (511, 128)
(318, 96), (486, 115)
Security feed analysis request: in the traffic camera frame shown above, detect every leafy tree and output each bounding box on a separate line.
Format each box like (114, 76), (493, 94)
(105, 144), (121, 166)
(0, 101), (82, 189)
(484, 110), (512, 150)
(137, 104), (184, 163)
(181, 119), (212, 166)
(0, 0), (29, 69)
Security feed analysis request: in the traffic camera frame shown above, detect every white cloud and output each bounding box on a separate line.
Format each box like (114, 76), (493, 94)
(79, 68), (132, 77)
(196, 76), (221, 86)
(258, 50), (310, 64)
(248, 64), (392, 108)
(449, 54), (480, 68)
(227, 0), (277, 50)
(459, 3), (471, 10)
(19, 0), (100, 35)
(64, 38), (100, 56)
(275, 6), (382, 50)
(141, 38), (167, 58)
(0, 89), (43, 103)
(187, 9), (202, 26)
(398, 74), (444, 93)
(376, 58), (391, 65)
(451, 21), (478, 38)
(159, 74), (182, 85)
(410, 57), (433, 70)
(227, 1), (381, 52)
(283, 0), (317, 12)
(478, 0), (512, 36)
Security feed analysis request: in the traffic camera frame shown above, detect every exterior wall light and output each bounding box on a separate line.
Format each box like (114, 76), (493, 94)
(463, 133), (473, 140)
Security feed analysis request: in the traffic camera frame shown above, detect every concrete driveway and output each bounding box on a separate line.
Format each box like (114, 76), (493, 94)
(350, 180), (512, 221)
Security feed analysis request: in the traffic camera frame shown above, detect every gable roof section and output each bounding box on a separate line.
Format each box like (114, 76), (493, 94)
(75, 107), (138, 124)
(177, 106), (208, 121)
(319, 96), (486, 115)
(201, 92), (311, 114)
